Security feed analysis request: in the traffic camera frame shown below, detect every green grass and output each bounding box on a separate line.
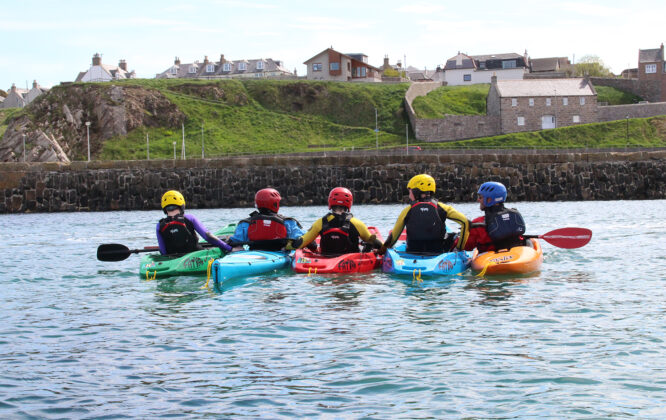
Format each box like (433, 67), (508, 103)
(417, 116), (666, 149)
(0, 108), (24, 138)
(595, 86), (643, 105)
(99, 79), (406, 159)
(412, 84), (490, 118)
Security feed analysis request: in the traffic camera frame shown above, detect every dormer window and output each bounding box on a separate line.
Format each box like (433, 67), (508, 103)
(206, 64), (215, 73)
(502, 60), (517, 69)
(223, 63), (231, 72)
(256, 61), (264, 70)
(188, 66), (197, 74)
(170, 66), (178, 75)
(238, 62), (247, 71)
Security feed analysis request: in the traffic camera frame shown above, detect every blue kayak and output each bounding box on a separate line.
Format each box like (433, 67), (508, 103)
(211, 250), (292, 286)
(382, 244), (472, 277)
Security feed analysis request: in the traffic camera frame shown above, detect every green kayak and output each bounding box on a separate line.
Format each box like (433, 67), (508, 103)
(139, 223), (237, 279)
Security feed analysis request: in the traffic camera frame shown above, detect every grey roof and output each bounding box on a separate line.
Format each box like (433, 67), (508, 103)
(157, 57), (291, 79)
(531, 57), (560, 72)
(639, 48), (663, 63)
(495, 78), (595, 97)
(471, 52), (523, 62)
(444, 58), (475, 70)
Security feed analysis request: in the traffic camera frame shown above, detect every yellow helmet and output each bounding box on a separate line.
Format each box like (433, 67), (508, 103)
(407, 174), (436, 193)
(161, 190), (185, 210)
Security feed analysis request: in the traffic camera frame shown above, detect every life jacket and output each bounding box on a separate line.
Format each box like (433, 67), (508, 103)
(242, 211), (290, 251)
(485, 205), (526, 249)
(405, 199), (447, 253)
(319, 212), (359, 255)
(159, 215), (201, 254)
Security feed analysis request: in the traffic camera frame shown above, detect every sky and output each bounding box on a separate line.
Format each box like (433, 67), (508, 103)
(2, 0), (665, 90)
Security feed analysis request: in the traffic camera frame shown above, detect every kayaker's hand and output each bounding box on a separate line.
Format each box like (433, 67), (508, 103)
(285, 240), (295, 251)
(306, 241), (318, 252)
(377, 245), (387, 255)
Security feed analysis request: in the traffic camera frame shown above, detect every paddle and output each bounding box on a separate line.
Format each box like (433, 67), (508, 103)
(97, 243), (215, 262)
(523, 227), (592, 249)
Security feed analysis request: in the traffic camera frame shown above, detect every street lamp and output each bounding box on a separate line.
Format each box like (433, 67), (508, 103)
(625, 115), (629, 142)
(374, 107), (378, 149)
(173, 141), (177, 160)
(22, 134), (26, 162)
(201, 122), (205, 159)
(85, 121), (91, 161)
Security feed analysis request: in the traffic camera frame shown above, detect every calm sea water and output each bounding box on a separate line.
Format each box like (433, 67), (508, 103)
(2, 201), (665, 419)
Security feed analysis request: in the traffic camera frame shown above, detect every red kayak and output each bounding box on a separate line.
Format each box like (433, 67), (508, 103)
(292, 227), (383, 274)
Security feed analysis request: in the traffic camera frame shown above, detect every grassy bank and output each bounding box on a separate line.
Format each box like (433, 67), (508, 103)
(411, 84), (490, 118)
(0, 108), (23, 138)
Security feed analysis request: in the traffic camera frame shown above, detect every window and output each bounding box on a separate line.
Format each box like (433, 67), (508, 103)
(645, 63), (657, 74)
(573, 115), (580, 123)
(479, 62), (486, 69)
(546, 98), (552, 106)
(256, 61), (264, 70)
(206, 64), (215, 73)
(502, 60), (517, 69)
(313, 63), (322, 71)
(580, 97), (586, 105)
(361, 67), (366, 77)
(238, 62), (247, 71)
(170, 66), (178, 75)
(223, 63), (231, 72)
(330, 62), (340, 71)
(562, 97), (568, 106)
(463, 74), (471, 81)
(529, 98), (534, 107)
(511, 98), (517, 107)
(188, 66), (197, 73)
(517, 116), (525, 126)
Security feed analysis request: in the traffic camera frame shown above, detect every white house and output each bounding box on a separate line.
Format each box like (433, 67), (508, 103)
(443, 52), (528, 86)
(75, 53), (135, 82)
(156, 54), (293, 79)
(1, 84), (27, 108)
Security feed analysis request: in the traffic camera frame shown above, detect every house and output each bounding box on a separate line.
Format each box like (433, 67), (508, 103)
(155, 55), (292, 79)
(487, 76), (597, 133)
(621, 68), (639, 79)
(443, 52), (528, 85)
(304, 48), (382, 82)
(527, 57), (571, 78)
(1, 84), (27, 108)
(75, 53), (135, 82)
(24, 80), (49, 104)
(637, 43), (666, 102)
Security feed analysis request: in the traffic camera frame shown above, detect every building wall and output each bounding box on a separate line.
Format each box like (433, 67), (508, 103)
(1, 90), (26, 108)
(81, 66), (113, 83)
(2, 150), (665, 213)
(445, 68), (525, 86)
(498, 95), (598, 133)
(597, 102), (666, 121)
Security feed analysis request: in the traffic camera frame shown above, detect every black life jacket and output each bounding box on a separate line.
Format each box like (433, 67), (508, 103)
(405, 199), (447, 253)
(159, 215), (201, 254)
(320, 212), (359, 255)
(242, 211), (291, 251)
(485, 205), (526, 249)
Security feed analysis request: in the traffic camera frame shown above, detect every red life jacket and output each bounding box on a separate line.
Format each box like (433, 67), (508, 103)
(243, 211), (289, 251)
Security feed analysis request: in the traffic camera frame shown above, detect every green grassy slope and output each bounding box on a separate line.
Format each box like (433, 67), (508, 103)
(411, 84), (490, 118)
(595, 86), (643, 104)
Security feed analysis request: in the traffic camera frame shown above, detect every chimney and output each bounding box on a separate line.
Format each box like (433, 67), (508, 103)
(92, 53), (101, 66)
(118, 60), (127, 71)
(383, 55), (389, 69)
(11, 83), (16, 92)
(32, 80), (38, 88)
(204, 55), (209, 64)
(219, 54), (225, 64)
(174, 56), (181, 66)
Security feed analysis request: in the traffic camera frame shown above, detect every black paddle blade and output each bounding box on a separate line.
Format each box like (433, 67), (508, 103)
(97, 243), (131, 262)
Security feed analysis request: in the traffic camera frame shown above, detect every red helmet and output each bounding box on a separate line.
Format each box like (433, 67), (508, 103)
(255, 188), (281, 212)
(328, 187), (353, 210)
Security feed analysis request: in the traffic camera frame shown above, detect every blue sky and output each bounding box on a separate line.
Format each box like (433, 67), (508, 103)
(2, 0), (665, 90)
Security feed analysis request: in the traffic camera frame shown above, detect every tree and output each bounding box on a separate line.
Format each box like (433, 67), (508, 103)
(571, 55), (614, 77)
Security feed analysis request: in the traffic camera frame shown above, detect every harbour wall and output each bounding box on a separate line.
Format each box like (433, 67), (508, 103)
(1, 150), (665, 213)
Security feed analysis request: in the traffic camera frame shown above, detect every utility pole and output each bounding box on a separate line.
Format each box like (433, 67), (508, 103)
(181, 123), (185, 159)
(146, 133), (150, 160)
(201, 122), (205, 158)
(374, 107), (378, 149)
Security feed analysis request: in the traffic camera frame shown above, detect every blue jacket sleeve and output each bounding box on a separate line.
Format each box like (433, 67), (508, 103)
(228, 221), (249, 245)
(285, 219), (306, 239)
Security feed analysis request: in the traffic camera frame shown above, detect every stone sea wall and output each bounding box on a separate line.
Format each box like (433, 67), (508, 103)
(1, 150), (665, 213)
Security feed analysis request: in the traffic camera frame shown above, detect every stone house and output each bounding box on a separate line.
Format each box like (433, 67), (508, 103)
(527, 57), (571, 78)
(443, 52), (528, 86)
(487, 76), (597, 133)
(304, 48), (382, 82)
(75, 53), (135, 82)
(1, 81), (49, 109)
(155, 55), (293, 79)
(637, 43), (666, 102)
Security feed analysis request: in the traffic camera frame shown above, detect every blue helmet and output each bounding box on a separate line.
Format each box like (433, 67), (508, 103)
(478, 182), (507, 207)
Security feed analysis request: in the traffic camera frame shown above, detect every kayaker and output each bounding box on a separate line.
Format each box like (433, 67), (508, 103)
(157, 190), (232, 255)
(380, 174), (470, 254)
(228, 188), (306, 251)
(463, 181), (526, 252)
(288, 187), (383, 255)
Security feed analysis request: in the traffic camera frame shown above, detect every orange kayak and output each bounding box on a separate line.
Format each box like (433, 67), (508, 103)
(471, 239), (543, 275)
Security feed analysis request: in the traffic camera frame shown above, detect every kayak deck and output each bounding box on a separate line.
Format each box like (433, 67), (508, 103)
(212, 250), (292, 285)
(471, 238), (543, 275)
(382, 246), (472, 277)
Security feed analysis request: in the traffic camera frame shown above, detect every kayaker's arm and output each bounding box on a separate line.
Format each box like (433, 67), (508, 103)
(438, 203), (470, 251)
(156, 221), (168, 255)
(186, 214), (232, 252)
(351, 218), (382, 249)
(291, 219), (323, 250)
(383, 206), (410, 249)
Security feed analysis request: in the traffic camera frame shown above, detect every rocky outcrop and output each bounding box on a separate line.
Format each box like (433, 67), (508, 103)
(0, 84), (185, 163)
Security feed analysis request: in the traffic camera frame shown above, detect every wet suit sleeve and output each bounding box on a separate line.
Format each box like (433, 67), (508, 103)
(438, 202), (470, 251)
(383, 206), (411, 249)
(156, 221), (167, 255)
(350, 218), (382, 248)
(186, 214), (232, 252)
(294, 218), (323, 249)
